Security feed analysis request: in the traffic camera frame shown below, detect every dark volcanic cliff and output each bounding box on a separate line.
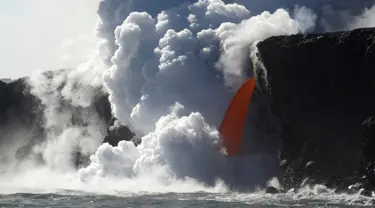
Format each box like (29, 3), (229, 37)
(257, 27), (375, 192)
(0, 78), (43, 144)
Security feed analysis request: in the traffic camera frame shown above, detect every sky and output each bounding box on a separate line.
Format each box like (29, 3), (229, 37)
(0, 0), (374, 80)
(0, 0), (99, 79)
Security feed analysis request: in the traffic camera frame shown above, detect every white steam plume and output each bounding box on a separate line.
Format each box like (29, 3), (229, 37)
(346, 4), (375, 30)
(96, 0), (197, 65)
(217, 6), (316, 88)
(102, 1), (317, 134)
(25, 55), (108, 171)
(230, 0), (375, 32)
(80, 0), (317, 190)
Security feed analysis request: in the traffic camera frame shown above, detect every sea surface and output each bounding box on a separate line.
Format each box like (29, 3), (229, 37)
(1, 191), (374, 208)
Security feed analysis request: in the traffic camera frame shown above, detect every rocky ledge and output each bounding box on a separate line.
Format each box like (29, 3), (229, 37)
(257, 27), (375, 194)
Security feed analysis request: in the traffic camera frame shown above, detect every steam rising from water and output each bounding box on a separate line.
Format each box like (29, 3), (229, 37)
(346, 4), (375, 30)
(1, 0), (375, 197)
(82, 0), (316, 189)
(27, 62), (106, 171)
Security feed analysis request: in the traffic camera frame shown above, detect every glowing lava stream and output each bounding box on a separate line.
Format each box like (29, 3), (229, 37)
(219, 77), (256, 156)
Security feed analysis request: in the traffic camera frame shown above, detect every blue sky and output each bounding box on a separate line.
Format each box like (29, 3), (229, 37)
(0, 0), (99, 79)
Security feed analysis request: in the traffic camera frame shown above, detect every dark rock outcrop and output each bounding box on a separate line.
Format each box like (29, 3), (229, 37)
(0, 78), (38, 124)
(0, 78), (44, 142)
(362, 116), (375, 163)
(257, 27), (375, 192)
(103, 118), (136, 146)
(265, 186), (280, 194)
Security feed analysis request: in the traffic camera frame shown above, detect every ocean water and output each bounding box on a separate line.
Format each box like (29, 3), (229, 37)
(1, 191), (374, 208)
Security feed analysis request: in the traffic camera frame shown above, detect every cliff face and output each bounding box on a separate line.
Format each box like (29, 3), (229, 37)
(257, 27), (375, 191)
(0, 78), (43, 141)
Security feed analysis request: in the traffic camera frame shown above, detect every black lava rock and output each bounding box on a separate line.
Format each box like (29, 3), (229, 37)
(265, 186), (279, 194)
(257, 27), (375, 190)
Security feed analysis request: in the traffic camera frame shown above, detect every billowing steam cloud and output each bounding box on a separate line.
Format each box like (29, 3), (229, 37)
(79, 0), (317, 189)
(346, 4), (375, 30)
(101, 1), (317, 134)
(229, 0), (375, 32)
(24, 57), (108, 171)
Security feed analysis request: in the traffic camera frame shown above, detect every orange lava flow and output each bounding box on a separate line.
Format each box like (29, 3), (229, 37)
(219, 77), (256, 156)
